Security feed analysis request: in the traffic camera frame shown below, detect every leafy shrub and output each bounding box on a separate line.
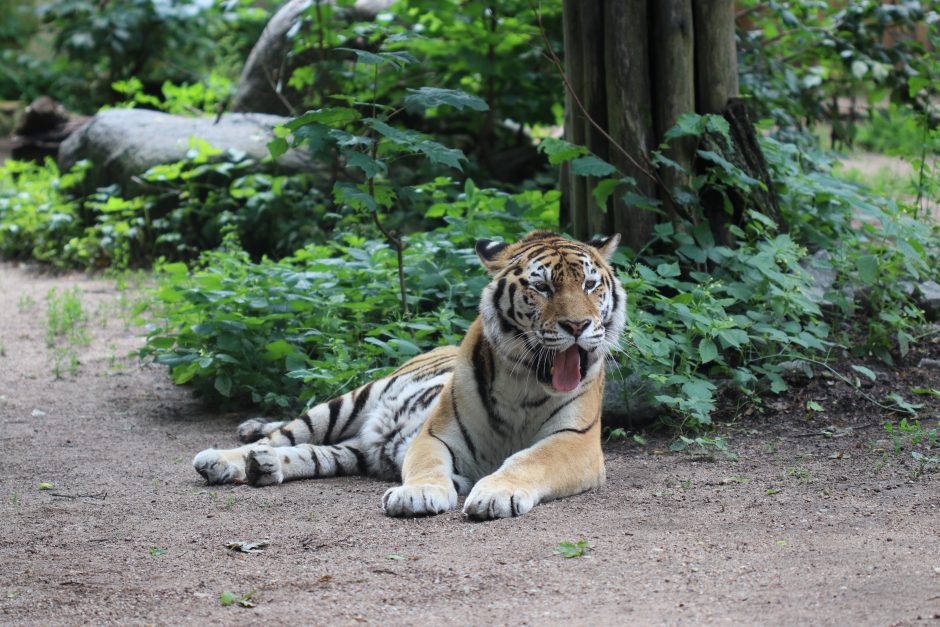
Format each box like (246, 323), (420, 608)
(764, 134), (939, 363)
(0, 143), (331, 268)
(0, 0), (267, 111)
(737, 1), (935, 139)
(140, 188), (558, 411)
(0, 159), (87, 267)
(622, 221), (827, 425)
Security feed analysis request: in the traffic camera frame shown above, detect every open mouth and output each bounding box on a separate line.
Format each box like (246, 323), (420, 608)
(537, 345), (589, 392)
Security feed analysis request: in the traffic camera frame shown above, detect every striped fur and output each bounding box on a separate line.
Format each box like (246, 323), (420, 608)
(192, 231), (626, 520)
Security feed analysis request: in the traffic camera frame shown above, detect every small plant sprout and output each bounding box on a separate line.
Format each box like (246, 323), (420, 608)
(17, 294), (36, 312)
(224, 496), (235, 509)
(670, 435), (738, 461)
(805, 400), (824, 413)
(785, 467), (811, 482)
(149, 547), (167, 557)
(555, 538), (593, 559)
(45, 287), (90, 378)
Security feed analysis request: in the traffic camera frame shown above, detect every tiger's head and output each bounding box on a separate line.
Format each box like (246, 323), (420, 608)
(475, 230), (626, 394)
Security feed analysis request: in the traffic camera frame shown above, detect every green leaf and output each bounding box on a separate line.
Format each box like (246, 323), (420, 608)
(214, 375), (232, 398)
(220, 591), (236, 607)
(403, 87), (489, 112)
(656, 263), (680, 278)
(717, 329), (749, 349)
(850, 364), (876, 381)
(570, 155), (617, 178)
(538, 138), (588, 165)
(267, 137), (288, 160)
(856, 254), (878, 285)
(663, 112), (705, 141)
(333, 182), (377, 211)
(698, 338), (718, 364)
(286, 107), (361, 131)
(622, 191), (664, 214)
(345, 152), (387, 178)
(415, 140), (466, 170)
(592, 178), (620, 207)
(554, 539), (591, 558)
(806, 400), (824, 412)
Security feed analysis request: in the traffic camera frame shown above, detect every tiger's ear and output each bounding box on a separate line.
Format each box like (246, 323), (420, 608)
(475, 239), (509, 273)
(586, 233), (621, 261)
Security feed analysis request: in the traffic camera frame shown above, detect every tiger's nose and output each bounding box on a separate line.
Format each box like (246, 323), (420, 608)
(559, 319), (590, 338)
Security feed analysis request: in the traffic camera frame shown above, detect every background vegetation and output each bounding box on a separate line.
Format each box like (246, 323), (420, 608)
(0, 0), (938, 436)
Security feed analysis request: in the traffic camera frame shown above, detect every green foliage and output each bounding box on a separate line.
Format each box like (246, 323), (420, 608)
(554, 538), (592, 559)
(112, 74), (233, 115)
(46, 287), (89, 378)
(0, 146), (330, 268)
(140, 190), (556, 411)
(0, 0), (266, 111)
(0, 159), (89, 267)
(765, 134), (939, 363)
(884, 418), (939, 460)
(737, 1), (935, 140)
(623, 221), (827, 426)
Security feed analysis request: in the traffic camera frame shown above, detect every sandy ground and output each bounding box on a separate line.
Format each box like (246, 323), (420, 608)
(1, 261), (939, 626)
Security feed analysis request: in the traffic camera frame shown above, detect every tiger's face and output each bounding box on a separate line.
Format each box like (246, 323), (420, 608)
(475, 230), (626, 393)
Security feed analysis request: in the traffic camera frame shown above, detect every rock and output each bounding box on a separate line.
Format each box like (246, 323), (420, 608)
(232, 0), (395, 115)
(57, 108), (310, 192)
(602, 374), (661, 429)
(11, 96), (89, 163)
(912, 280), (940, 321)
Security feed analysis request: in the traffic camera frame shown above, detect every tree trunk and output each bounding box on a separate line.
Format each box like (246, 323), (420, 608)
(562, 0), (777, 248)
(561, 0), (588, 239)
(692, 0), (739, 115)
(604, 0), (656, 249)
(651, 0), (696, 223)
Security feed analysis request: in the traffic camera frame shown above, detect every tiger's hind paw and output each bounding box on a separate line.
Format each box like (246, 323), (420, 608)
(382, 484), (457, 517)
(193, 449), (246, 485)
(237, 418), (272, 444)
(246, 445), (284, 487)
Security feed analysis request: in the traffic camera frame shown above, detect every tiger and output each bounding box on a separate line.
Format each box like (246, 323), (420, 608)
(192, 230), (626, 519)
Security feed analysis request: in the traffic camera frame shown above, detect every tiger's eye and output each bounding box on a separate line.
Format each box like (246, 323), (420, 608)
(531, 282), (551, 294)
(584, 279), (598, 291)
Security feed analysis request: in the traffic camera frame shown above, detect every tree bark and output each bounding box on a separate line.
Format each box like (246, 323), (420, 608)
(604, 0), (656, 249)
(581, 0), (610, 238)
(562, 0), (779, 248)
(651, 0), (696, 223)
(561, 0), (588, 238)
(692, 0), (739, 114)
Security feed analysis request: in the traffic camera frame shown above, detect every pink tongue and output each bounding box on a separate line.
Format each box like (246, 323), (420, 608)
(552, 345), (581, 392)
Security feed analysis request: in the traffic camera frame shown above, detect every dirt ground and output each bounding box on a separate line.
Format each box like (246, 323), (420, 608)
(1, 261), (939, 626)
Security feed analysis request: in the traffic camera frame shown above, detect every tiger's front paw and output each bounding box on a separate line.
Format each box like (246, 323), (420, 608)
(463, 477), (536, 520)
(245, 445), (284, 487)
(383, 484), (457, 517)
(193, 449), (246, 485)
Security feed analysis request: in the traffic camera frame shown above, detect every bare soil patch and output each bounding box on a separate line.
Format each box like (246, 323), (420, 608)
(1, 262), (939, 625)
